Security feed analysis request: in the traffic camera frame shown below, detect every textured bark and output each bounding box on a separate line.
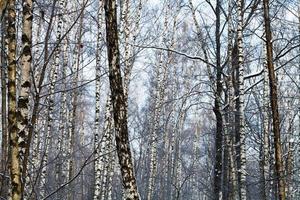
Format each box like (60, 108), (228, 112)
(7, 0), (22, 199)
(262, 0), (286, 199)
(122, 0), (131, 101)
(0, 0), (7, 20)
(106, 142), (116, 200)
(104, 0), (140, 198)
(227, 1), (238, 198)
(21, 3), (55, 197)
(101, 98), (114, 200)
(94, 98), (111, 200)
(23, 11), (45, 198)
(17, 0), (33, 195)
(212, 0), (223, 199)
(0, 17), (8, 198)
(262, 45), (270, 200)
(237, 0), (247, 198)
(93, 1), (103, 198)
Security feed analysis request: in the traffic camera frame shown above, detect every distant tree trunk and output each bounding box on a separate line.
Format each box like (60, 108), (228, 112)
(237, 0), (247, 198)
(285, 101), (294, 199)
(104, 0), (140, 198)
(261, 45), (270, 200)
(39, 0), (66, 198)
(7, 0), (22, 199)
(262, 0), (286, 199)
(56, 37), (69, 199)
(67, 11), (83, 200)
(191, 123), (200, 200)
(18, 0), (33, 196)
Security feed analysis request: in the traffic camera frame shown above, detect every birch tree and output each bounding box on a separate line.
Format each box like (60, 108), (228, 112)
(104, 0), (140, 198)
(93, 0), (104, 198)
(7, 0), (22, 199)
(17, 0), (33, 196)
(236, 0), (247, 198)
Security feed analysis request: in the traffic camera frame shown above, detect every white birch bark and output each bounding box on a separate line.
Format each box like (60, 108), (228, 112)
(7, 0), (21, 198)
(17, 0), (33, 198)
(227, 1), (239, 198)
(237, 0), (247, 198)
(100, 97), (113, 200)
(122, 0), (131, 100)
(262, 44), (270, 200)
(93, 0), (104, 198)
(106, 131), (116, 200)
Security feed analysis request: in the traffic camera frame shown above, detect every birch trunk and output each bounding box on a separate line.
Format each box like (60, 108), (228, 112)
(236, 0), (247, 198)
(93, 1), (104, 198)
(22, 3), (56, 196)
(17, 0), (33, 195)
(104, 0), (140, 198)
(262, 45), (270, 200)
(101, 97), (114, 200)
(227, 1), (239, 198)
(7, 0), (22, 199)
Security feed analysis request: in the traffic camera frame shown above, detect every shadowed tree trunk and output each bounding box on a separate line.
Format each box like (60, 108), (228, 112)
(104, 0), (140, 199)
(212, 0), (223, 199)
(262, 0), (286, 199)
(0, 15), (8, 198)
(263, 0), (286, 200)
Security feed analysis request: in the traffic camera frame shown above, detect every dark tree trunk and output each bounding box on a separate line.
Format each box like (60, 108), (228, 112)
(262, 0), (286, 199)
(213, 0), (223, 199)
(0, 15), (8, 199)
(104, 0), (140, 199)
